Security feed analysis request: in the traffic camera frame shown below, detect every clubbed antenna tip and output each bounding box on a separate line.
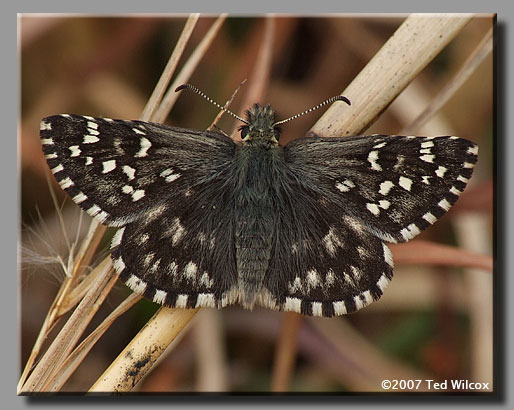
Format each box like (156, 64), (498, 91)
(274, 94), (351, 126)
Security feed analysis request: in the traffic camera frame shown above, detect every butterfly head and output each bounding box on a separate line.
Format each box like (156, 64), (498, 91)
(239, 104), (281, 143)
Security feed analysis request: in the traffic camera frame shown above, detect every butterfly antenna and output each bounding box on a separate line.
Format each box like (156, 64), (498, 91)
(273, 95), (351, 126)
(175, 84), (248, 124)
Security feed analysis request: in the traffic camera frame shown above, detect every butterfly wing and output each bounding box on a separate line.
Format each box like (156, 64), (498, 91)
(284, 135), (478, 243)
(41, 114), (240, 306)
(261, 182), (394, 316)
(40, 115), (236, 227)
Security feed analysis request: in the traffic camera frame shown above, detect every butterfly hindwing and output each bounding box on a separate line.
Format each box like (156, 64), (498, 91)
(259, 177), (393, 317)
(284, 135), (478, 243)
(40, 114), (236, 227)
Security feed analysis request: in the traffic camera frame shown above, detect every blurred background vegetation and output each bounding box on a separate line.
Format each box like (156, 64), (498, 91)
(19, 15), (493, 392)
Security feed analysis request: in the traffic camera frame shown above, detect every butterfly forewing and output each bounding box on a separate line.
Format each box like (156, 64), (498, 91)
(284, 135), (478, 244)
(40, 114), (236, 227)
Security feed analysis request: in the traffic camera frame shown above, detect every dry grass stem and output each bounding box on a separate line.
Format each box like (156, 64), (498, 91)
(18, 217), (105, 391)
(207, 78), (247, 132)
(401, 27), (493, 134)
(194, 309), (228, 391)
(153, 14), (227, 124)
(311, 14), (473, 137)
(309, 317), (432, 392)
(454, 214), (493, 389)
(390, 240), (493, 272)
(45, 293), (143, 391)
(141, 14), (199, 122)
(232, 16), (275, 140)
(270, 312), (302, 392)
(89, 307), (199, 392)
(20, 257), (115, 393)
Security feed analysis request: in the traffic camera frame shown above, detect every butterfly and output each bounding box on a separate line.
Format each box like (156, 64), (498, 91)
(40, 84), (478, 316)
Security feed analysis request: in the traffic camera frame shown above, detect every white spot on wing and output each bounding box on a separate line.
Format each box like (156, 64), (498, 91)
(333, 301), (347, 315)
(111, 227), (125, 249)
(379, 180), (394, 195)
(422, 212), (437, 224)
(184, 261), (198, 280)
(463, 162), (474, 168)
(400, 223), (421, 241)
(132, 189), (145, 202)
(323, 228), (343, 257)
(171, 218), (186, 245)
(134, 136), (151, 157)
(86, 121), (98, 129)
(51, 164), (64, 174)
(175, 294), (188, 308)
(122, 185), (134, 194)
(126, 274), (147, 293)
(450, 186), (461, 195)
(421, 141), (434, 148)
(366, 203), (380, 216)
(367, 150), (382, 171)
(438, 198), (451, 211)
(420, 154), (435, 163)
(73, 192), (87, 203)
(398, 176), (413, 191)
(132, 127), (146, 135)
(40, 121), (52, 130)
(306, 269), (320, 289)
(69, 145), (81, 157)
(113, 257), (126, 273)
(83, 134), (100, 144)
(160, 168), (181, 183)
(85, 157), (93, 165)
(196, 293), (216, 308)
(457, 175), (469, 184)
(41, 138), (54, 145)
(284, 297), (302, 313)
(377, 273), (390, 292)
(350, 266), (362, 281)
(45, 153), (58, 159)
(153, 290), (167, 304)
(87, 204), (101, 216)
(382, 243), (394, 267)
(311, 302), (323, 316)
(435, 166), (447, 178)
(123, 165), (136, 180)
(288, 277), (303, 293)
(59, 177), (74, 189)
(467, 145), (478, 155)
(102, 160), (116, 173)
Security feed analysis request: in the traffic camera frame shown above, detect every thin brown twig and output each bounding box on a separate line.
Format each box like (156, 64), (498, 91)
(153, 14), (227, 124)
(141, 14), (199, 122)
(401, 27), (493, 134)
(270, 312), (302, 392)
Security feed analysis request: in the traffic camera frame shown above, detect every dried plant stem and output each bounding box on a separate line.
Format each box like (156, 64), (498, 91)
(390, 240), (493, 272)
(45, 293), (143, 392)
(141, 14), (199, 122)
(311, 14), (473, 137)
(20, 257), (115, 393)
(89, 307), (199, 392)
(270, 312), (302, 392)
(402, 26), (493, 134)
(18, 218), (105, 392)
(153, 14), (227, 124)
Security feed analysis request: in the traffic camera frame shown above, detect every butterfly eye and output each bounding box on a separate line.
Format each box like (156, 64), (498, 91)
(240, 126), (249, 140)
